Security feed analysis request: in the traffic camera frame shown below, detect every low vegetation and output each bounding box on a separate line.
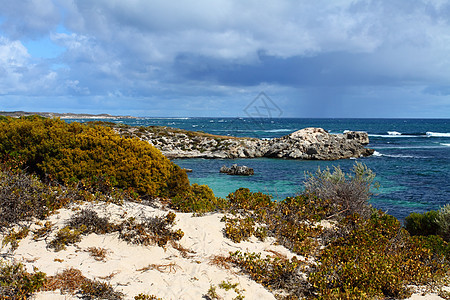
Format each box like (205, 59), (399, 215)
(0, 116), (190, 198)
(405, 204), (450, 242)
(0, 261), (46, 299)
(43, 267), (124, 299)
(219, 164), (450, 299)
(49, 209), (184, 251)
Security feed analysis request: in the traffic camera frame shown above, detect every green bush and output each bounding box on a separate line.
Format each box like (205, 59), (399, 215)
(0, 261), (46, 298)
(437, 204), (450, 242)
(171, 183), (219, 213)
(0, 116), (190, 197)
(303, 163), (377, 219)
(227, 188), (273, 212)
(405, 210), (439, 237)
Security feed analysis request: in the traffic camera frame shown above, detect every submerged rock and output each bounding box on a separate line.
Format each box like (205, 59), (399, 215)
(220, 164), (254, 176)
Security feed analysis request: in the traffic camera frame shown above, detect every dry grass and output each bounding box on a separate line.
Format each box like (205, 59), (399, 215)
(98, 271), (121, 280)
(136, 263), (180, 274)
(170, 240), (196, 258)
(43, 267), (87, 294)
(265, 249), (287, 259)
(43, 267), (124, 299)
(209, 255), (232, 270)
(86, 246), (109, 261)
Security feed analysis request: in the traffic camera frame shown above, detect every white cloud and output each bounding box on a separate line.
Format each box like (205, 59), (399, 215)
(0, 0), (60, 39)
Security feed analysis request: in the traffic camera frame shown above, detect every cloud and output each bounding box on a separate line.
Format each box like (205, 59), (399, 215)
(0, 0), (60, 39)
(0, 0), (450, 117)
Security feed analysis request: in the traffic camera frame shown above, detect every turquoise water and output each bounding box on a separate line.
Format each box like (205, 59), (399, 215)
(68, 118), (450, 221)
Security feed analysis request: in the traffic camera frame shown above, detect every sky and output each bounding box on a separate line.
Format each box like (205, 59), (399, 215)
(1, 0), (450, 118)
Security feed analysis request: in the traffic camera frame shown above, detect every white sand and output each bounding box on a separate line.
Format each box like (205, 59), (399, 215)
(0, 201), (447, 300)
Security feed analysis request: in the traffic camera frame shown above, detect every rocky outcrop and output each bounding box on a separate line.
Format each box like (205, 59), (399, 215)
(114, 126), (374, 160)
(266, 128), (374, 160)
(220, 164), (254, 176)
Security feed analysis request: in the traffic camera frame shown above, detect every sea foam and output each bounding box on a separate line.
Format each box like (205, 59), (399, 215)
(387, 131), (402, 135)
(426, 132), (450, 137)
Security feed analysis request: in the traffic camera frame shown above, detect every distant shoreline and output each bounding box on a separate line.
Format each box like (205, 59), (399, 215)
(0, 111), (136, 119)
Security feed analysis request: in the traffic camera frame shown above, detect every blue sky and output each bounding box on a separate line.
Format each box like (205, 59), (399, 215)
(0, 0), (450, 118)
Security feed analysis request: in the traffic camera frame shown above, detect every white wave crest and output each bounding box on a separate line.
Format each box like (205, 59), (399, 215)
(426, 132), (450, 137)
(387, 131), (402, 135)
(371, 151), (425, 158)
(265, 129), (293, 133)
(441, 143), (450, 147)
(373, 151), (383, 157)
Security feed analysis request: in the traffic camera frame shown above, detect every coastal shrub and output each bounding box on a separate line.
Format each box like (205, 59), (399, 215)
(222, 190), (327, 256)
(68, 209), (116, 235)
(303, 162), (377, 219)
(223, 216), (257, 243)
(229, 251), (305, 296)
(118, 212), (184, 247)
(0, 168), (70, 229)
(437, 204), (450, 242)
(49, 209), (116, 251)
(227, 188), (273, 212)
(0, 261), (46, 298)
(170, 183), (220, 213)
(405, 210), (439, 237)
(0, 116), (190, 197)
(309, 211), (450, 299)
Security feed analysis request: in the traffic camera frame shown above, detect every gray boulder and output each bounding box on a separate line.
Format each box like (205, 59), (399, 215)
(220, 164), (254, 176)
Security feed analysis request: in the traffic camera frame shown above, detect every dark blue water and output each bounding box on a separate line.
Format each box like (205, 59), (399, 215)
(69, 118), (450, 221)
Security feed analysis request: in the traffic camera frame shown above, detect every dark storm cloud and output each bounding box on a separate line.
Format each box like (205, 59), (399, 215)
(0, 0), (449, 116)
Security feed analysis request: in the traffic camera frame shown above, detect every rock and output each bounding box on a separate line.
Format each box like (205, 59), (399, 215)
(115, 125), (374, 160)
(344, 131), (370, 145)
(183, 168), (193, 173)
(220, 164), (254, 176)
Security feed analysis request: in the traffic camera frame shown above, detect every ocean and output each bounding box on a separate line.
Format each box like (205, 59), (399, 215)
(68, 117), (449, 221)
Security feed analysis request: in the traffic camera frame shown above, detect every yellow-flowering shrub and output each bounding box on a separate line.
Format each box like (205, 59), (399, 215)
(0, 116), (190, 197)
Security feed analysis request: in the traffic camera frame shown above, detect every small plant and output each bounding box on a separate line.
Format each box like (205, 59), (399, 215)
(206, 284), (221, 299)
(2, 226), (29, 251)
(134, 294), (162, 300)
(80, 279), (124, 299)
(0, 261), (46, 298)
(118, 212), (184, 247)
(33, 221), (54, 240)
(48, 226), (82, 251)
